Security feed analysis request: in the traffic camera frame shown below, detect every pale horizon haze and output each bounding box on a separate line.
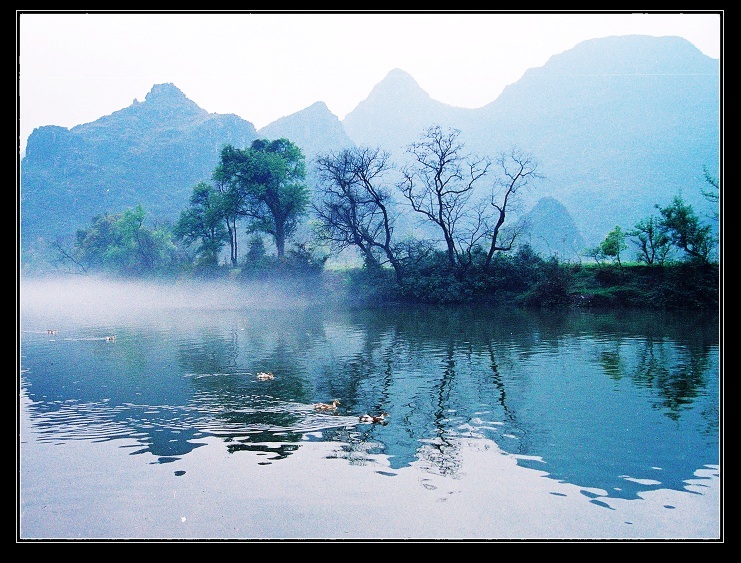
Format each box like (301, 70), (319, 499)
(17, 11), (722, 154)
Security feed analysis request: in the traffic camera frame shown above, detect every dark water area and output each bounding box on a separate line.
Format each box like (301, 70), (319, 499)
(18, 279), (721, 540)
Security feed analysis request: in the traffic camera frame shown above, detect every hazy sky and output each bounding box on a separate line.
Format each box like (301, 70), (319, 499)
(17, 11), (722, 152)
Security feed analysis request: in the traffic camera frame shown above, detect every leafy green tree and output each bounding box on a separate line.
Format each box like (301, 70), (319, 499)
(75, 204), (177, 276)
(599, 225), (627, 267)
(627, 216), (671, 266)
(657, 195), (714, 264)
(74, 213), (118, 269)
(212, 145), (254, 267)
(215, 139), (309, 259)
(584, 245), (607, 265)
(701, 165), (719, 223)
(245, 234), (267, 265)
(173, 181), (228, 269)
(242, 139), (309, 258)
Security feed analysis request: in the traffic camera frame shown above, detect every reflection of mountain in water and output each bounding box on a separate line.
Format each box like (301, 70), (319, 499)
(20, 303), (719, 499)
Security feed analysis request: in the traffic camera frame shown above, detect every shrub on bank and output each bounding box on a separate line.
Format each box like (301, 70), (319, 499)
(342, 259), (719, 310)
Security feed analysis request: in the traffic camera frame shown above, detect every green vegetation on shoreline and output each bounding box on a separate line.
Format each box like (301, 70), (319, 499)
(302, 257), (720, 310)
(22, 129), (719, 311)
(119, 251), (716, 311)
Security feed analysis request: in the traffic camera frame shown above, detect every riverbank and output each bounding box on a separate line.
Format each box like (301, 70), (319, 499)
(19, 259), (721, 313)
(318, 262), (720, 310)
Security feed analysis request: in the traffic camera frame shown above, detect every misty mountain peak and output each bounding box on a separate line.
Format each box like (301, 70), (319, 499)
(140, 82), (205, 118)
(259, 100), (340, 132)
(146, 82), (188, 101)
(258, 100), (353, 159)
(538, 34), (717, 76)
(371, 68), (430, 101)
(342, 67), (442, 148)
(302, 101), (334, 117)
(385, 67), (418, 83)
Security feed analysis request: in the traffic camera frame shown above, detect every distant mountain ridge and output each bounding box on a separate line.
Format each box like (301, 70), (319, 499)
(342, 35), (719, 245)
(21, 82), (258, 247)
(20, 35), (720, 266)
(342, 68), (471, 151)
(257, 101), (354, 161)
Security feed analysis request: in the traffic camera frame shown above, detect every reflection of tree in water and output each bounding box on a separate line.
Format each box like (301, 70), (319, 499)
(22, 303), (718, 488)
(330, 306), (519, 474)
(178, 327), (240, 375)
(572, 307), (719, 427)
(485, 341), (532, 457)
(598, 350), (623, 380)
(175, 314), (327, 461)
(416, 347), (462, 477)
(334, 428), (388, 468)
(699, 401), (720, 437)
(224, 438), (300, 462)
(654, 361), (708, 419)
(328, 305), (718, 490)
(597, 334), (714, 422)
(338, 306), (577, 471)
(327, 319), (404, 466)
(648, 345), (713, 422)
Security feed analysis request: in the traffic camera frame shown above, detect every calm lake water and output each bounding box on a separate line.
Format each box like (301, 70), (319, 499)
(18, 278), (721, 541)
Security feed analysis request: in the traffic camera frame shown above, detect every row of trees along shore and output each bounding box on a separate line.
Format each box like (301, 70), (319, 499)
(45, 125), (720, 309)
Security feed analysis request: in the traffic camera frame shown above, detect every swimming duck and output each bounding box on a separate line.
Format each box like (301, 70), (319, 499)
(256, 371), (275, 380)
(359, 412), (389, 424)
(314, 399), (341, 411)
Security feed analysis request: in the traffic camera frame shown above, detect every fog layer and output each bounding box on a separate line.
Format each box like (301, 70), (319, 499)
(19, 276), (317, 322)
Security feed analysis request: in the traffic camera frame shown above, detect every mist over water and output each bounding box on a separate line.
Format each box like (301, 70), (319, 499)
(20, 276), (318, 323)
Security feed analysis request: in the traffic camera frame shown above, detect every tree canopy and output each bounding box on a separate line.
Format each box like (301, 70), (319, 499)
(73, 204), (178, 276)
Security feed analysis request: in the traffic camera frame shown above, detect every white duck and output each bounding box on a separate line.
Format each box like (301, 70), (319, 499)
(359, 412), (389, 424)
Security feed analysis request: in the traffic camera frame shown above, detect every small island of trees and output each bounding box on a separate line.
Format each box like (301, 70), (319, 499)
(42, 126), (719, 310)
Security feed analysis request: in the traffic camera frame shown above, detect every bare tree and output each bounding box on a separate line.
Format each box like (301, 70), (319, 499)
(484, 148), (542, 268)
(398, 126), (490, 274)
(51, 238), (88, 274)
(313, 146), (403, 282)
